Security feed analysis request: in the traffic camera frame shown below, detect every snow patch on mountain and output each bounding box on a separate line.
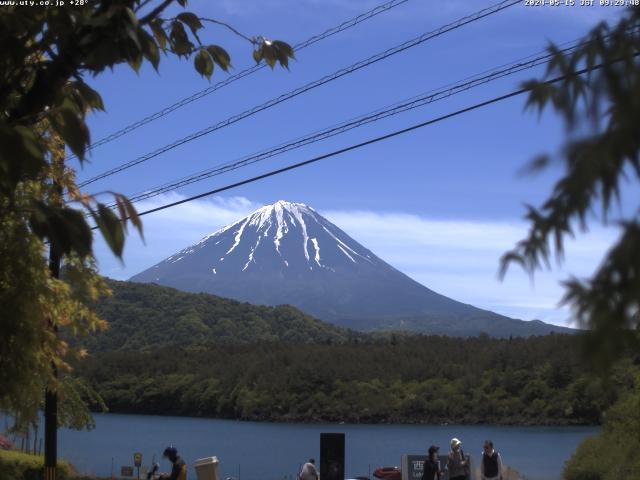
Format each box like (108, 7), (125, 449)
(226, 217), (250, 255)
(177, 200), (375, 273)
(311, 238), (321, 267)
(243, 236), (261, 271)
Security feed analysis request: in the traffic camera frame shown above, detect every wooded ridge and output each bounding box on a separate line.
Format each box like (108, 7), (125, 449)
(76, 335), (638, 425)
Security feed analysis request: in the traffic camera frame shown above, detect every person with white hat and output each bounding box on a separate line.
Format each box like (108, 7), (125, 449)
(447, 438), (469, 480)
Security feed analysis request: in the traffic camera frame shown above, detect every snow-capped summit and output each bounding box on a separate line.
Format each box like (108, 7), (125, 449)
(153, 200), (380, 277)
(130, 200), (572, 337)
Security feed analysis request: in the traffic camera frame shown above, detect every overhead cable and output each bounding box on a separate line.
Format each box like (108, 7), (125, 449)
(79, 0), (520, 188)
(94, 61), (608, 227)
(71, 0), (412, 160)
(117, 42), (581, 207)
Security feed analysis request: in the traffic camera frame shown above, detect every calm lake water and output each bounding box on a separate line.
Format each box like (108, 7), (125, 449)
(44, 413), (599, 480)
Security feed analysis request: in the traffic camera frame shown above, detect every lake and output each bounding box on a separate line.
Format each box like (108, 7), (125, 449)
(46, 413), (599, 480)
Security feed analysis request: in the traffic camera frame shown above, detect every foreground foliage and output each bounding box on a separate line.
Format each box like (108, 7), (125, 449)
(0, 164), (109, 426)
(0, 450), (72, 480)
(0, 0), (292, 424)
(488, 4), (640, 467)
(77, 335), (638, 425)
(501, 6), (640, 368)
(501, 7), (640, 477)
(563, 374), (640, 479)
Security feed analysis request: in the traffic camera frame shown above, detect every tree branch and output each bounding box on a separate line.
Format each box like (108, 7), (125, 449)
(139, 0), (174, 25)
(135, 0), (155, 12)
(199, 17), (256, 44)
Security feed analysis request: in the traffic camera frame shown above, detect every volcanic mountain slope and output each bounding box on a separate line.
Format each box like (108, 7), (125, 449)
(130, 201), (572, 337)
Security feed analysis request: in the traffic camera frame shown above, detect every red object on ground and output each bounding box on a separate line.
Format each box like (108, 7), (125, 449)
(373, 467), (401, 480)
(0, 435), (13, 450)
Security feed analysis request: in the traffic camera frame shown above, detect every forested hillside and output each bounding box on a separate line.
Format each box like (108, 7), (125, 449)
(76, 335), (638, 425)
(82, 280), (572, 355)
(79, 280), (358, 352)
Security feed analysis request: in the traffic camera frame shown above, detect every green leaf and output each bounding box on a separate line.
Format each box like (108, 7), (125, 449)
(93, 203), (125, 258)
(170, 20), (193, 56)
(123, 18), (142, 52)
(114, 195), (128, 231)
(72, 80), (105, 112)
(150, 19), (167, 50)
(261, 43), (276, 69)
(194, 48), (213, 79)
(207, 45), (230, 71)
(271, 40), (295, 69)
(119, 194), (144, 241)
(176, 12), (202, 36)
(58, 208), (94, 258)
(0, 123), (46, 192)
(83, 40), (121, 71)
(128, 55), (143, 72)
(272, 40), (295, 59)
(498, 251), (526, 279)
(29, 202), (93, 258)
(252, 48), (262, 64)
(139, 28), (160, 70)
(48, 107), (90, 160)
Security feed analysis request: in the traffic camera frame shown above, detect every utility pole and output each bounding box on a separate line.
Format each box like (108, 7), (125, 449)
(43, 270), (58, 479)
(44, 238), (59, 480)
(44, 136), (64, 480)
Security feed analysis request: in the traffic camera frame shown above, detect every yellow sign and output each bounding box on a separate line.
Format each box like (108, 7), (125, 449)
(134, 452), (143, 467)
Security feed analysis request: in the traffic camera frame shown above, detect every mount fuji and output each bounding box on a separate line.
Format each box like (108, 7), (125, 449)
(130, 201), (572, 337)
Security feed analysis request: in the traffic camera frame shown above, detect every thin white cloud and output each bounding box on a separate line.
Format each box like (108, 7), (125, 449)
(321, 207), (616, 325)
(323, 209), (613, 259)
(94, 195), (617, 327)
(93, 194), (261, 279)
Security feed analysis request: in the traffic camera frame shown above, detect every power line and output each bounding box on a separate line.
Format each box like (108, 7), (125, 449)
(79, 0), (520, 188)
(98, 63), (600, 226)
(71, 0), (412, 160)
(99, 38), (585, 212)
(118, 43), (576, 207)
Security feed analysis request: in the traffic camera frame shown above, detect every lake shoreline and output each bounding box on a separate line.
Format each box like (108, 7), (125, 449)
(89, 407), (601, 427)
(6, 412), (598, 480)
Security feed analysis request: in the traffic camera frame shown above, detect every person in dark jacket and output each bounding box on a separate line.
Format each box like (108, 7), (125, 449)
(159, 446), (187, 480)
(480, 440), (503, 480)
(422, 445), (442, 480)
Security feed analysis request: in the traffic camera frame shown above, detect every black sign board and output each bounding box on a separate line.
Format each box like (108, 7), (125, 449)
(404, 454), (427, 480)
(121, 466), (134, 477)
(320, 432), (345, 480)
(402, 454), (463, 480)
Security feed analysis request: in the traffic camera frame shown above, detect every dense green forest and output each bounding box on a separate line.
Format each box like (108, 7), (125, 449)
(76, 334), (638, 425)
(78, 280), (360, 352)
(70, 280), (639, 427)
(564, 373), (640, 479)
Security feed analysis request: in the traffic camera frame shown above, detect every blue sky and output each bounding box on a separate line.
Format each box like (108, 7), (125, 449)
(80, 0), (628, 326)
